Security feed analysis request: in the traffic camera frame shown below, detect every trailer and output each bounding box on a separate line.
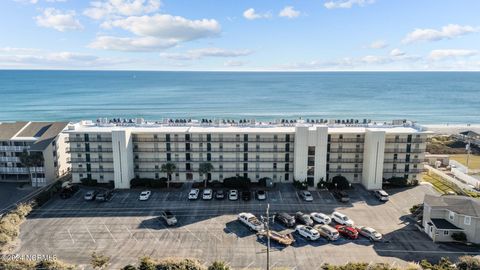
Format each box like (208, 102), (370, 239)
(257, 230), (295, 246)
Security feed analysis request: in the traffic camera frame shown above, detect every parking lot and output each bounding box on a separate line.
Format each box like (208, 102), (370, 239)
(16, 183), (480, 269)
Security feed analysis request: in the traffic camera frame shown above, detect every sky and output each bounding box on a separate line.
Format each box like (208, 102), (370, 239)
(1, 0), (480, 71)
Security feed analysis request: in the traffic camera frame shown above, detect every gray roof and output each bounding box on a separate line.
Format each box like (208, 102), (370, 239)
(424, 194), (480, 217)
(0, 121), (69, 151)
(430, 218), (463, 230)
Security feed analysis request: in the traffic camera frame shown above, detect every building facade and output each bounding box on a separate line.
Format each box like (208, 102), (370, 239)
(0, 121), (70, 187)
(66, 119), (428, 190)
(423, 194), (480, 244)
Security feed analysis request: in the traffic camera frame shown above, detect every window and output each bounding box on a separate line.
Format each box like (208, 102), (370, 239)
(443, 230), (449, 236)
(464, 216), (471, 225)
(449, 211), (455, 221)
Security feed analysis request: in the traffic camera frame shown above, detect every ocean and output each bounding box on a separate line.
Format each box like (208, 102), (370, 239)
(0, 70), (479, 124)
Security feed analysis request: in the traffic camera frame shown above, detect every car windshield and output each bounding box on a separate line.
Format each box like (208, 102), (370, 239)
(343, 216), (349, 221)
(141, 192), (148, 195)
(204, 190), (211, 194)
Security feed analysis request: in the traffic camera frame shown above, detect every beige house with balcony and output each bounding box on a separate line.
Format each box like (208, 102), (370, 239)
(423, 194), (480, 244)
(0, 121), (70, 187)
(65, 119), (428, 190)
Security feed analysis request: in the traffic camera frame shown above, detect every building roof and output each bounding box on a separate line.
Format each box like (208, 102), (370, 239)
(0, 122), (69, 151)
(460, 130), (480, 138)
(430, 218), (463, 230)
(424, 194), (480, 217)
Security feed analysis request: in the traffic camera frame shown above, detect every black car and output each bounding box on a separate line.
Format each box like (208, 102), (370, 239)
(332, 190), (350, 203)
(96, 190), (113, 202)
(274, 212), (296, 227)
(295, 211), (314, 226)
(241, 190), (251, 201)
(59, 185), (79, 199)
(215, 190), (225, 200)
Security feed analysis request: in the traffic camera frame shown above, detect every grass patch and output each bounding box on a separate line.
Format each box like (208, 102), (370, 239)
(450, 154), (480, 170)
(0, 203), (33, 252)
(421, 172), (463, 195)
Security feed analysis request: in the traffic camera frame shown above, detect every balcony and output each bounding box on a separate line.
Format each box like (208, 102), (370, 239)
(133, 147), (292, 153)
(67, 158), (114, 163)
(29, 167), (45, 173)
(134, 168), (293, 173)
(65, 137), (112, 143)
(329, 138), (364, 143)
(384, 148), (423, 153)
(0, 145), (30, 152)
(132, 138), (291, 143)
(328, 158), (363, 163)
(67, 148), (113, 153)
(327, 168), (363, 173)
(0, 156), (20, 162)
(71, 168), (114, 173)
(0, 167), (30, 174)
(135, 158), (294, 163)
(384, 159), (422, 163)
(329, 148), (364, 153)
(385, 138), (426, 143)
(383, 168), (424, 173)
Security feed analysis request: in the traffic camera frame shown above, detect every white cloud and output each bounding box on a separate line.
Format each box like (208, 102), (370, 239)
(243, 8), (271, 20)
(84, 0), (161, 20)
(279, 6), (300, 19)
(403, 24), (478, 44)
(34, 8), (83, 32)
(160, 48), (253, 60)
(324, 0), (375, 9)
(14, 0), (39, 4)
(368, 40), (388, 49)
(390, 48), (405, 57)
(90, 14), (221, 52)
(224, 60), (245, 67)
(429, 49), (478, 61)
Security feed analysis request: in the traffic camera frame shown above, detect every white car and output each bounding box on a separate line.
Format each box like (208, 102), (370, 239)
(159, 210), (177, 226)
(295, 225), (320, 241)
(356, 226), (383, 241)
(202, 189), (213, 200)
(188, 189), (200, 200)
(331, 211), (354, 227)
(238, 212), (264, 232)
(310, 212), (332, 224)
(299, 191), (313, 202)
(229, 190), (238, 201)
(139, 190), (151, 201)
(314, 224), (339, 241)
(374, 190), (389, 201)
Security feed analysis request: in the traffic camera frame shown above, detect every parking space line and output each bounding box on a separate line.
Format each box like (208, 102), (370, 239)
(121, 193), (130, 203)
(67, 228), (74, 244)
(163, 192), (170, 202)
(183, 227), (201, 242)
(242, 261), (255, 270)
(278, 190), (283, 202)
(85, 225), (95, 243)
(124, 225), (138, 242)
(104, 224), (117, 243)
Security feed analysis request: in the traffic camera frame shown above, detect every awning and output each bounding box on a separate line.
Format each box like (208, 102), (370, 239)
(431, 218), (463, 230)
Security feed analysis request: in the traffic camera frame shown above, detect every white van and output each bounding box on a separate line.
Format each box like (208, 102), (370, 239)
(331, 211), (354, 226)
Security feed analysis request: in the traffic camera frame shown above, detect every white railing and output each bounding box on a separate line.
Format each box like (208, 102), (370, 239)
(0, 146), (30, 152)
(0, 167), (30, 173)
(0, 156), (20, 162)
(29, 167), (45, 173)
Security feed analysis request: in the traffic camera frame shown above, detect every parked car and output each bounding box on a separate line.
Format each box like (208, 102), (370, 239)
(238, 212), (264, 232)
(84, 190), (98, 201)
(256, 190), (267, 200)
(229, 190), (238, 201)
(314, 224), (339, 241)
(335, 225), (358, 239)
(356, 226), (382, 241)
(202, 189), (213, 200)
(331, 212), (354, 226)
(295, 225), (320, 241)
(139, 190), (152, 201)
(295, 211), (314, 226)
(373, 190), (389, 201)
(159, 210), (177, 226)
(310, 212), (332, 224)
(60, 185), (79, 199)
(332, 190), (350, 203)
(241, 190), (251, 201)
(274, 212), (296, 227)
(96, 190), (113, 202)
(299, 191), (313, 202)
(215, 190), (225, 200)
(188, 189), (200, 200)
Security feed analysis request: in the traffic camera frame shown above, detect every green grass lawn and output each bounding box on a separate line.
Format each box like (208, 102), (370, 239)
(450, 154), (480, 170)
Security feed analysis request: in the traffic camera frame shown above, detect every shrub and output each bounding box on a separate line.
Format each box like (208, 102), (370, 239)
(0, 233), (11, 246)
(209, 261), (230, 270)
(36, 259), (75, 270)
(156, 258), (205, 270)
(80, 178), (98, 186)
(138, 256), (156, 270)
(456, 255), (480, 270)
(0, 219), (20, 238)
(0, 259), (35, 270)
(293, 179), (308, 190)
(451, 232), (467, 242)
(317, 179), (327, 189)
(330, 175), (350, 190)
(223, 176), (251, 189)
(383, 177), (408, 187)
(420, 258), (456, 270)
(409, 204), (423, 214)
(91, 252), (110, 269)
(122, 265), (137, 270)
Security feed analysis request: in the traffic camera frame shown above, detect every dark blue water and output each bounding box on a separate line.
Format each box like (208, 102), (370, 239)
(0, 70), (479, 123)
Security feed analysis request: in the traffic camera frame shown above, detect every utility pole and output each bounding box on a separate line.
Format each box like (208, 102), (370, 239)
(261, 203), (271, 270)
(466, 139), (471, 174)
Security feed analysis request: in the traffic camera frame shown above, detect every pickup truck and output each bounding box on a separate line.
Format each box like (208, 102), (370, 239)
(238, 212), (264, 232)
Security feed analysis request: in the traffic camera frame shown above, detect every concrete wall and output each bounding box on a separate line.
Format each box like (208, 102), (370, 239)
(294, 126), (308, 182)
(112, 130), (134, 189)
(362, 129), (385, 190)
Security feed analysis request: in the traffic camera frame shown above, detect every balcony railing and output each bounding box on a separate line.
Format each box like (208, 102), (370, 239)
(133, 147), (292, 153)
(385, 138), (426, 143)
(0, 156), (20, 162)
(329, 148), (364, 153)
(71, 168), (114, 173)
(329, 138), (364, 143)
(0, 167), (30, 174)
(328, 158), (363, 163)
(67, 148), (113, 153)
(132, 138), (292, 143)
(65, 137), (112, 143)
(29, 167), (45, 173)
(0, 146), (30, 152)
(134, 168), (293, 173)
(384, 159), (422, 163)
(327, 168), (363, 173)
(67, 158), (114, 163)
(384, 148), (423, 153)
(383, 168), (424, 173)
(135, 158), (294, 163)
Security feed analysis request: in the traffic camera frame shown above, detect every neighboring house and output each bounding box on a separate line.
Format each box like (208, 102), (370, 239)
(0, 121), (70, 187)
(423, 194), (480, 244)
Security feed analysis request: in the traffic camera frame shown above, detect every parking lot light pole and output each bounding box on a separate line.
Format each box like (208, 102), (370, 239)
(261, 203), (272, 270)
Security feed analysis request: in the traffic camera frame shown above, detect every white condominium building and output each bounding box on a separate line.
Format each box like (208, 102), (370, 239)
(0, 121), (70, 187)
(65, 119), (429, 190)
